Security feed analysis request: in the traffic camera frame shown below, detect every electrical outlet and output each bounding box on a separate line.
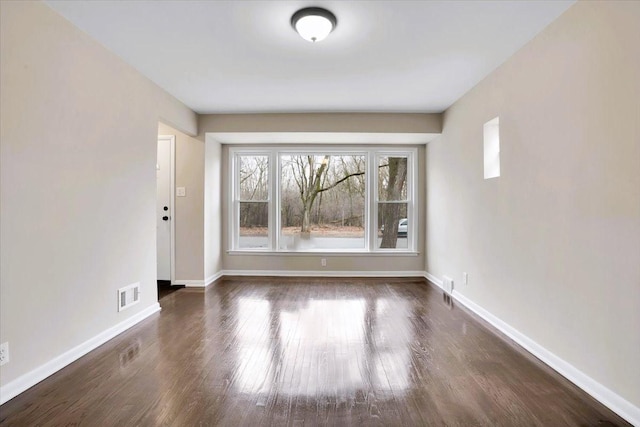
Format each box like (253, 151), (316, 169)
(0, 342), (9, 366)
(463, 272), (468, 285)
(321, 258), (327, 267)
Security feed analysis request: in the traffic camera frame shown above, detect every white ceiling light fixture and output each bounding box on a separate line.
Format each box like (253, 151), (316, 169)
(291, 7), (337, 43)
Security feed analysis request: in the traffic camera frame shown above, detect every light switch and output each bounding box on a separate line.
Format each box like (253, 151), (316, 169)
(176, 187), (186, 197)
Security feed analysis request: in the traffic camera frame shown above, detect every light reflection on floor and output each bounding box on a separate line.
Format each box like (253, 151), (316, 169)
(233, 296), (410, 397)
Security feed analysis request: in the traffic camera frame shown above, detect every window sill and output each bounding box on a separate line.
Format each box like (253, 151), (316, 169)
(226, 250), (420, 257)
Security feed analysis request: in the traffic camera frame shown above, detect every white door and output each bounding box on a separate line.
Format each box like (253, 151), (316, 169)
(156, 136), (174, 281)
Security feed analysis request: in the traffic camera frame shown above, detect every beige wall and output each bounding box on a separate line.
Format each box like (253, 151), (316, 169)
(204, 139), (223, 282)
(198, 113), (441, 135)
(0, 1), (196, 389)
(220, 145), (426, 274)
(158, 123), (204, 281)
(427, 0), (639, 412)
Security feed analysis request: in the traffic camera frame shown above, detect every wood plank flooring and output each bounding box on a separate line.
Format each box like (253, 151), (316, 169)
(0, 277), (629, 426)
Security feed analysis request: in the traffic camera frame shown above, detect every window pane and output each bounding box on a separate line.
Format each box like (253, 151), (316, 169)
(239, 155), (269, 201)
(279, 154), (366, 250)
(378, 156), (408, 201)
(239, 202), (268, 249)
(483, 117), (500, 179)
(377, 202), (408, 249)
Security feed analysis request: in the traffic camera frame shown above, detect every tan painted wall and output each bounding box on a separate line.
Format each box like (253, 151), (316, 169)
(220, 145), (426, 273)
(0, 1), (196, 388)
(197, 113), (432, 274)
(205, 139), (223, 282)
(158, 123), (204, 281)
(198, 113), (441, 135)
(426, 0), (639, 410)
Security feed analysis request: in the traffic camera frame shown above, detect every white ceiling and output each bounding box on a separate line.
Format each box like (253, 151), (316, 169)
(46, 0), (574, 114)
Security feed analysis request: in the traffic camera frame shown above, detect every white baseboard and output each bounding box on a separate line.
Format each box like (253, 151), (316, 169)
(424, 272), (638, 426)
(424, 271), (443, 288)
(221, 269), (426, 278)
(0, 303), (161, 405)
(174, 279), (205, 287)
(204, 271), (224, 287)
(174, 272), (224, 288)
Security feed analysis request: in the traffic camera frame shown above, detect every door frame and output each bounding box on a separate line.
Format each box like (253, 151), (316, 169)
(158, 134), (176, 284)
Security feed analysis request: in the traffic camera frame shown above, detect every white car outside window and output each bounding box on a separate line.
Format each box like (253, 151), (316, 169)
(397, 218), (408, 236)
(381, 218), (408, 236)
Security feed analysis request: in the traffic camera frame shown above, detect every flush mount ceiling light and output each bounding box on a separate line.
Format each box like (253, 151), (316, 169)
(291, 7), (337, 43)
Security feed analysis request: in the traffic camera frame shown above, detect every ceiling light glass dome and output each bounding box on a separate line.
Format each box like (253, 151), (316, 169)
(291, 7), (337, 43)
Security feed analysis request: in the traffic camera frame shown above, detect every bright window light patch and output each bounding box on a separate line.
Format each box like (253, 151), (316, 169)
(484, 117), (500, 179)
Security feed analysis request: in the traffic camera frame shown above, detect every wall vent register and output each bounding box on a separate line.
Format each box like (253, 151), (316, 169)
(118, 282), (140, 312)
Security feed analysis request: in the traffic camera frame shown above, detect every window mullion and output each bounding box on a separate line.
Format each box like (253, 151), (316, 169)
(231, 151), (239, 250)
(368, 151), (376, 252)
(271, 150), (279, 251)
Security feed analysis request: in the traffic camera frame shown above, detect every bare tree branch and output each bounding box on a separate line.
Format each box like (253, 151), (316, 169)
(316, 171), (365, 194)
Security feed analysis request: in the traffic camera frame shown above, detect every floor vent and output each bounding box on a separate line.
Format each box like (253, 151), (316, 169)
(442, 276), (454, 295)
(118, 282), (141, 312)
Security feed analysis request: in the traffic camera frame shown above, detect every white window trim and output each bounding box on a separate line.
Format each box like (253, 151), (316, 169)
(230, 150), (273, 251)
(372, 149), (417, 253)
(229, 146), (417, 254)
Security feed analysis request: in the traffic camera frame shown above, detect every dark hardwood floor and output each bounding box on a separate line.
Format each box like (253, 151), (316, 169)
(157, 280), (184, 300)
(0, 277), (629, 426)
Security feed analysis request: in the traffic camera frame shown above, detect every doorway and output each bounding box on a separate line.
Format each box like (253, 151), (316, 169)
(157, 135), (175, 285)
